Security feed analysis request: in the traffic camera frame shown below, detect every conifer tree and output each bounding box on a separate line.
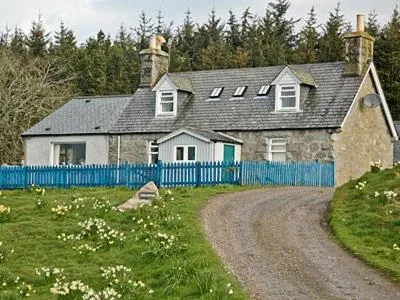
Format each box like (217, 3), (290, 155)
(294, 7), (319, 63)
(10, 26), (27, 57)
(374, 8), (400, 118)
(318, 2), (345, 62)
(366, 10), (380, 37)
(26, 14), (50, 57)
(226, 10), (242, 50)
(134, 11), (154, 50)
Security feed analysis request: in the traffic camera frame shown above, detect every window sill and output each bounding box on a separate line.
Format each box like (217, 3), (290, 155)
(229, 97), (245, 100)
(206, 98), (222, 102)
(253, 96), (268, 99)
(271, 109), (303, 114)
(156, 113), (176, 118)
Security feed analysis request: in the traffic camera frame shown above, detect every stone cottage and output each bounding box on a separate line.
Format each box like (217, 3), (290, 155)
(22, 15), (398, 186)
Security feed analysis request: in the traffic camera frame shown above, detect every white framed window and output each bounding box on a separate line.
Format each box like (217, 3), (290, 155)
(268, 138), (286, 161)
(209, 87), (224, 98)
(148, 141), (159, 164)
(53, 143), (86, 165)
(174, 145), (197, 162)
(156, 90), (177, 116)
(257, 85), (270, 96)
(233, 86), (247, 97)
(276, 84), (300, 111)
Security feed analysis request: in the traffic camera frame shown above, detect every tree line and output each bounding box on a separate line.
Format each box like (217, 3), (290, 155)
(1, 0), (400, 164)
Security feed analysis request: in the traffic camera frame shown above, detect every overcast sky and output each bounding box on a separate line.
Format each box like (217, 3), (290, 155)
(0, 0), (399, 42)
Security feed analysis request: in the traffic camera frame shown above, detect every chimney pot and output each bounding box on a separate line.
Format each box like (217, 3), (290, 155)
(357, 14), (365, 32)
(149, 35), (157, 49)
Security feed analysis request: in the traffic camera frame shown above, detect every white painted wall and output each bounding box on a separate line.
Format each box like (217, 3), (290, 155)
(23, 135), (109, 166)
(214, 142), (241, 162)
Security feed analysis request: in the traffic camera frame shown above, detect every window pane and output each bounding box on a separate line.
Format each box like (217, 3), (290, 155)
(282, 97), (296, 108)
(272, 152), (286, 161)
(188, 147), (196, 161)
(161, 102), (174, 112)
(176, 147), (184, 161)
(161, 96), (174, 102)
(150, 154), (158, 164)
(281, 86), (295, 90)
(59, 144), (86, 165)
(271, 144), (286, 151)
(281, 90), (296, 96)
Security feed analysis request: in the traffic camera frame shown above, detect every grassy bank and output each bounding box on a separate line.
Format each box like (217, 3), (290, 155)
(0, 186), (250, 299)
(330, 166), (400, 283)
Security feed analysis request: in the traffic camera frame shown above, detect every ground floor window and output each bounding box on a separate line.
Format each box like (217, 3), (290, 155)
(175, 145), (196, 162)
(148, 141), (159, 164)
(268, 138), (286, 161)
(58, 143), (86, 165)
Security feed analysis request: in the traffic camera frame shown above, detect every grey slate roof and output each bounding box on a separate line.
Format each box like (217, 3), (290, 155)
(167, 73), (194, 93)
(111, 62), (362, 133)
(289, 65), (316, 86)
(22, 96), (131, 136)
(24, 61), (363, 136)
(185, 127), (242, 144)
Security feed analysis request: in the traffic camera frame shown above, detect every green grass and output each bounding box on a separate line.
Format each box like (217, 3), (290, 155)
(329, 165), (400, 283)
(0, 185), (250, 299)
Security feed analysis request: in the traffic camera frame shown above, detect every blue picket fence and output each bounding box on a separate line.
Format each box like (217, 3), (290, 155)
(0, 160), (334, 189)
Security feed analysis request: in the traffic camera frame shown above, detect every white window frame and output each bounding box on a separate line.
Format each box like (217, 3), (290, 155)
(267, 138), (287, 162)
(156, 90), (177, 117)
(209, 87), (224, 99)
(257, 85), (270, 96)
(174, 145), (197, 162)
(275, 84), (300, 112)
(148, 140), (159, 164)
(233, 86), (247, 97)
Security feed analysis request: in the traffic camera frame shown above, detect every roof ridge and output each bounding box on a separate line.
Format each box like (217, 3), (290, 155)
(74, 94), (133, 100)
(171, 61), (345, 76)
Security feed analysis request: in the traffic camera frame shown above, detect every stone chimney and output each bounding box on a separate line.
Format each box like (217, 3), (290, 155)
(139, 35), (169, 88)
(344, 14), (375, 77)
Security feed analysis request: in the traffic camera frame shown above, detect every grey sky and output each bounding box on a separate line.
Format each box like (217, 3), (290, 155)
(0, 0), (399, 42)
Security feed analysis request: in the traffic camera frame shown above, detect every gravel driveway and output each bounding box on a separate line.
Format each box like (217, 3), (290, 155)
(201, 187), (400, 300)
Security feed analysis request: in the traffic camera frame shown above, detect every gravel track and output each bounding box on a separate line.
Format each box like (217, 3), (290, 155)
(201, 187), (400, 300)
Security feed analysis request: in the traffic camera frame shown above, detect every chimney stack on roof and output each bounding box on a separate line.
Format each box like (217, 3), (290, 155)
(344, 14), (375, 77)
(139, 35), (169, 88)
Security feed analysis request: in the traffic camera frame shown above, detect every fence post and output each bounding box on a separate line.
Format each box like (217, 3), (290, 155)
(195, 162), (201, 187)
(156, 161), (163, 187)
(24, 166), (29, 189)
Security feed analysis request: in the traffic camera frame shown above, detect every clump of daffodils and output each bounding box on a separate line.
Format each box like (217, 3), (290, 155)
(0, 241), (14, 262)
(51, 204), (72, 217)
(77, 218), (126, 246)
(0, 204), (11, 223)
(72, 244), (100, 255)
(16, 281), (35, 297)
(393, 244), (400, 251)
(35, 267), (63, 284)
(383, 190), (398, 201)
(355, 181), (367, 190)
(371, 160), (384, 173)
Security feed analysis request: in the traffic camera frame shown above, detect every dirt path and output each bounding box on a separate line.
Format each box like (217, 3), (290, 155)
(201, 187), (400, 300)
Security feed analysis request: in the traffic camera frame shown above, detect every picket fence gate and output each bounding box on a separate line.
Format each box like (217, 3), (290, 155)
(0, 160), (335, 189)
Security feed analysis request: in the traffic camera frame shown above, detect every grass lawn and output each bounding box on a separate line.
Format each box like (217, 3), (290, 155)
(0, 185), (250, 299)
(330, 165), (400, 283)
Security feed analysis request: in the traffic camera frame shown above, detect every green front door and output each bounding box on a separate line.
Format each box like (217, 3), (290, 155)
(223, 145), (235, 162)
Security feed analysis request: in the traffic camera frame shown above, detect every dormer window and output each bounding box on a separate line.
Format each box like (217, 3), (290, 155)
(210, 87), (224, 98)
(276, 84), (300, 111)
(156, 90), (177, 116)
(233, 86), (247, 97)
(257, 85), (270, 96)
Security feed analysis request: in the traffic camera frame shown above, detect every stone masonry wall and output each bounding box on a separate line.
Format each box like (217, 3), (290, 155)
(333, 73), (393, 186)
(222, 130), (334, 161)
(109, 134), (164, 164)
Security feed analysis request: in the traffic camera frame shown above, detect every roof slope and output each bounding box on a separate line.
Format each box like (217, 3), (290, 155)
(111, 62), (362, 133)
(23, 96), (131, 136)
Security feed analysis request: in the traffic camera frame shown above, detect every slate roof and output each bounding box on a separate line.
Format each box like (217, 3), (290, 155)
(289, 65), (316, 86)
(22, 96), (131, 136)
(24, 61), (363, 136)
(184, 127), (242, 144)
(167, 73), (194, 93)
(111, 61), (362, 133)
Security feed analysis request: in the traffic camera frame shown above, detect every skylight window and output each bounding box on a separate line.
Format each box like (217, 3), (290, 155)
(210, 87), (224, 98)
(258, 85), (271, 96)
(233, 86), (247, 97)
